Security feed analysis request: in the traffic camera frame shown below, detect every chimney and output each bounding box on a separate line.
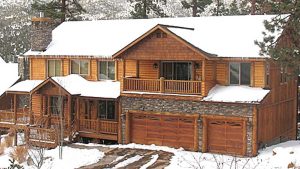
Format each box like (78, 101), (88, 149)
(31, 12), (54, 51)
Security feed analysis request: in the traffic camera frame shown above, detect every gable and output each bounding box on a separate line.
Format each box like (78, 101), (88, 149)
(118, 28), (208, 61)
(32, 79), (69, 96)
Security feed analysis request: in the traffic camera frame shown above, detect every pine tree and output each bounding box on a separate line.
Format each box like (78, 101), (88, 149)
(129, 0), (167, 19)
(255, 0), (300, 74)
(181, 0), (212, 17)
(31, 0), (86, 22)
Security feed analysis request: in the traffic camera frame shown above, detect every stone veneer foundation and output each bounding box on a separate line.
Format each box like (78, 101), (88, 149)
(120, 96), (254, 156)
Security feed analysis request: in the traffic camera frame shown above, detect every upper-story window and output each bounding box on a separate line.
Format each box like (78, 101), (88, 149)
(161, 62), (192, 80)
(47, 60), (62, 77)
(99, 61), (115, 80)
(229, 62), (251, 85)
(71, 60), (89, 76)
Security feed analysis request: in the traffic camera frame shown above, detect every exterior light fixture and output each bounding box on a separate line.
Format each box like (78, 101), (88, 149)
(153, 63), (158, 69)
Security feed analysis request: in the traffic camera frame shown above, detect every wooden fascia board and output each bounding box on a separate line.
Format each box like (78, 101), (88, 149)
(112, 24), (214, 60)
(31, 78), (71, 96)
(6, 91), (30, 95)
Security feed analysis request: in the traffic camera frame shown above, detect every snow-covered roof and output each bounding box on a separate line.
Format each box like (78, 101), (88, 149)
(25, 15), (279, 58)
(203, 85), (270, 103)
(52, 74), (120, 98)
(0, 60), (19, 96)
(0, 57), (5, 64)
(7, 80), (43, 93)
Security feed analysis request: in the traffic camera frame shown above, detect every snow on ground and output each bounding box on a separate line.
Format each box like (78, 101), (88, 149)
(105, 141), (300, 169)
(112, 155), (143, 169)
(0, 134), (104, 169)
(140, 154), (159, 169)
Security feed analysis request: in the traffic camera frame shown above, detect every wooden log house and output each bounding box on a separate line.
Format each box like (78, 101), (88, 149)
(0, 15), (297, 156)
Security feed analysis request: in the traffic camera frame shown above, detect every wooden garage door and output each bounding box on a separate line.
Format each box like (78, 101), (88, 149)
(130, 112), (198, 151)
(207, 119), (245, 155)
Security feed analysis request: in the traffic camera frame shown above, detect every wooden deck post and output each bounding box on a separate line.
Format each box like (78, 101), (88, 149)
(76, 97), (80, 131)
(160, 77), (165, 93)
(29, 94), (33, 125)
(252, 105), (258, 156)
(47, 96), (51, 127)
(13, 94), (17, 124)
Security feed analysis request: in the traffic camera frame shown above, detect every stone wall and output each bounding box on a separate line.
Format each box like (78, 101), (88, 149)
(31, 19), (54, 51)
(120, 96), (254, 156)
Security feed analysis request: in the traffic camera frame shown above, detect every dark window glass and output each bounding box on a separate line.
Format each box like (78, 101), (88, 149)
(230, 63), (239, 85)
(71, 60), (89, 75)
(107, 101), (115, 120)
(162, 62), (191, 80)
(98, 100), (106, 119)
(241, 63), (251, 85)
(50, 96), (63, 116)
(99, 61), (115, 80)
(48, 60), (62, 77)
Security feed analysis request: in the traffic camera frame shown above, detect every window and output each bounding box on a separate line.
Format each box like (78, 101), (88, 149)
(50, 96), (63, 116)
(229, 62), (251, 85)
(161, 62), (192, 80)
(71, 60), (89, 76)
(280, 64), (288, 83)
(99, 61), (115, 80)
(47, 60), (62, 77)
(97, 100), (115, 120)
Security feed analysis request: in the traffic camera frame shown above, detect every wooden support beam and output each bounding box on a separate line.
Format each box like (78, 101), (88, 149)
(76, 97), (80, 131)
(13, 94), (17, 124)
(117, 99), (122, 144)
(29, 94), (33, 125)
(68, 95), (72, 130)
(160, 77), (165, 93)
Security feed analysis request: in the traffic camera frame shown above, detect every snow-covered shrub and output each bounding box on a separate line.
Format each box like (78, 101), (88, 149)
(9, 145), (28, 164)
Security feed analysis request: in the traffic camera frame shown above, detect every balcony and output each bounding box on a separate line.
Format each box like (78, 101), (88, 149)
(79, 119), (118, 135)
(123, 77), (202, 95)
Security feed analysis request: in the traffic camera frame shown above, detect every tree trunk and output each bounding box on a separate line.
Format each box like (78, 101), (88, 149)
(61, 0), (66, 22)
(142, 0), (148, 19)
(251, 0), (256, 15)
(192, 0), (197, 17)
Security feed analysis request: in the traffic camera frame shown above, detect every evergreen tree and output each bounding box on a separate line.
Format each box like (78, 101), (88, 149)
(31, 0), (86, 22)
(129, 0), (167, 19)
(255, 0), (300, 74)
(181, 0), (212, 17)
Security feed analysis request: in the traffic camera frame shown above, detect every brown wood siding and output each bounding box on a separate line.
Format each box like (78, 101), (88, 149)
(32, 94), (42, 115)
(216, 61), (228, 85)
(86, 59), (98, 81)
(125, 60), (137, 77)
(257, 61), (297, 148)
(0, 95), (13, 110)
(139, 60), (158, 79)
(30, 58), (46, 80)
(63, 59), (70, 76)
(253, 61), (265, 88)
(121, 30), (205, 60)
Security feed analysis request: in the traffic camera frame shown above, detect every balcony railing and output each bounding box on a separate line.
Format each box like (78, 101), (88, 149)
(79, 119), (118, 134)
(123, 77), (202, 95)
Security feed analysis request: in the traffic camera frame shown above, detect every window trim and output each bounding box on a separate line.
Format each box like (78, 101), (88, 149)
(229, 62), (251, 86)
(70, 60), (90, 76)
(47, 59), (63, 77)
(98, 61), (116, 80)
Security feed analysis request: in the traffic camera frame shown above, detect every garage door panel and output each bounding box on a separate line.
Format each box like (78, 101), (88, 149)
(130, 112), (197, 151)
(207, 118), (245, 156)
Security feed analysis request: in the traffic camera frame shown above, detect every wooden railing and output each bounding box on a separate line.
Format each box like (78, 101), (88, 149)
(27, 127), (58, 148)
(79, 119), (118, 134)
(123, 77), (202, 95)
(0, 109), (30, 124)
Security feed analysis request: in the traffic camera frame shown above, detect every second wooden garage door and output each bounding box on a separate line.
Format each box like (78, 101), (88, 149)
(207, 118), (246, 156)
(129, 112), (198, 151)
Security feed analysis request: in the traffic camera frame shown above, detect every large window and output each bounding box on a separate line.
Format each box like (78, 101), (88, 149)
(99, 61), (115, 80)
(97, 100), (115, 120)
(50, 96), (63, 116)
(229, 62), (251, 85)
(161, 62), (192, 80)
(71, 60), (89, 76)
(47, 60), (62, 77)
